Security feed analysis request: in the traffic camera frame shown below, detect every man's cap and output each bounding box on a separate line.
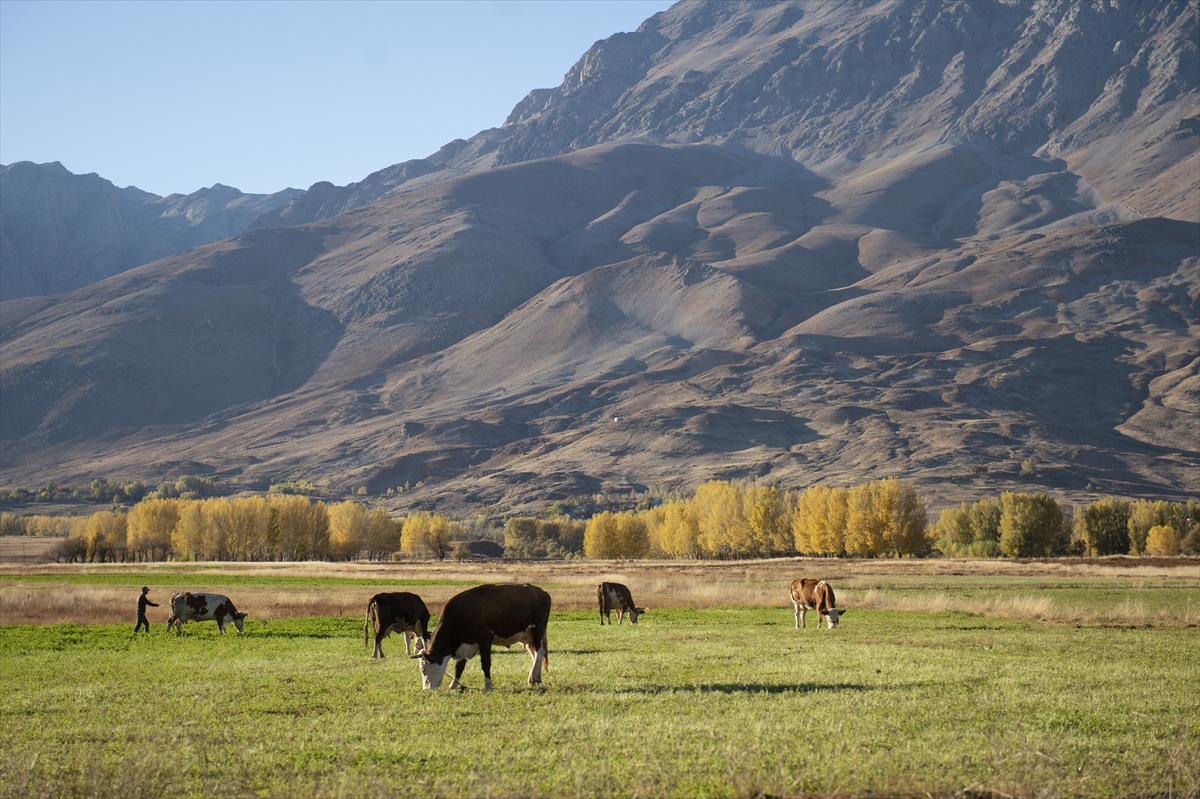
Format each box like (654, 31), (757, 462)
(141, 586), (150, 592)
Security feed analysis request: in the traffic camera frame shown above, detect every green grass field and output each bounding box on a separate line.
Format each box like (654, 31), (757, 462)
(3, 594), (1198, 798)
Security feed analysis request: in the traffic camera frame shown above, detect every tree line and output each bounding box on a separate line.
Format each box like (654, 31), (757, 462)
(578, 479), (1197, 559)
(5, 479), (1197, 563)
(23, 495), (470, 564)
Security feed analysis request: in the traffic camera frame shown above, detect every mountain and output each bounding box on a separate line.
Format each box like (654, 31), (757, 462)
(0, 161), (302, 302)
(1, 0), (1197, 511)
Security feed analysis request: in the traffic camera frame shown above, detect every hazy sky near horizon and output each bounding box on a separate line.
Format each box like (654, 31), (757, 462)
(1, 0), (674, 196)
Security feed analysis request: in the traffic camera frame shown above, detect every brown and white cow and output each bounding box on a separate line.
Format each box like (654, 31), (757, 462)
(597, 581), (647, 625)
(790, 578), (846, 629)
(412, 583), (551, 691)
(166, 592), (246, 636)
(364, 592), (430, 658)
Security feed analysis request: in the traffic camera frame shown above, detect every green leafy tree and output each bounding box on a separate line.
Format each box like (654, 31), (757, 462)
(999, 492), (1063, 558)
(1127, 500), (1172, 555)
(1076, 497), (1132, 556)
(504, 517), (539, 556)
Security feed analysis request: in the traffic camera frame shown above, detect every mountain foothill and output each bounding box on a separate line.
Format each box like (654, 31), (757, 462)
(1, 0), (1196, 512)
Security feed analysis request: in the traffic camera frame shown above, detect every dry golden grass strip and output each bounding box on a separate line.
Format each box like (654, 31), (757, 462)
(1, 555), (1196, 626)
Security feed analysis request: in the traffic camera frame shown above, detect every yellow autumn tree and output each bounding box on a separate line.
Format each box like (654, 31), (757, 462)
(127, 498), (180, 561)
(845, 481), (886, 556)
(793, 485), (849, 555)
(171, 500), (205, 560)
(366, 507), (400, 560)
(875, 477), (928, 556)
(584, 511), (623, 559)
(614, 511), (650, 559)
(328, 500), (369, 560)
(656, 500), (701, 558)
(1145, 524), (1181, 556)
(692, 480), (749, 558)
(227, 496), (271, 561)
(400, 512), (454, 560)
(747, 485), (792, 557)
(84, 510), (128, 563)
(269, 494), (329, 560)
(200, 498), (233, 561)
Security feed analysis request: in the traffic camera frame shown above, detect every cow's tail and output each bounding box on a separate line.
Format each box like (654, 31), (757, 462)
(364, 598), (377, 648)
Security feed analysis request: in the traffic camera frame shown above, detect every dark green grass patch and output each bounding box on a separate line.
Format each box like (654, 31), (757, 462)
(2, 609), (1197, 798)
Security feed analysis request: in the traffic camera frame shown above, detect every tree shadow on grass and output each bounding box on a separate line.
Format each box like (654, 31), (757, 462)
(611, 682), (880, 696)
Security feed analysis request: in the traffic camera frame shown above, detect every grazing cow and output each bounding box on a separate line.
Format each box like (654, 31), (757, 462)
(413, 583), (550, 691)
(166, 592), (246, 636)
(597, 581), (648, 625)
(790, 578), (846, 629)
(364, 592), (431, 658)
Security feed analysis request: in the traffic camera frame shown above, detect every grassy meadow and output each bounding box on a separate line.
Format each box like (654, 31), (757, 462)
(1, 559), (1198, 798)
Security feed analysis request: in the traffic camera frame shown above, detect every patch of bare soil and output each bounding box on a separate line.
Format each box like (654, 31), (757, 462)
(0, 536), (62, 564)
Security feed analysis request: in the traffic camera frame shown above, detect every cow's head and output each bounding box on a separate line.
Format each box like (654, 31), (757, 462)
(820, 608), (846, 629)
(413, 651), (451, 690)
(233, 612), (247, 633)
(629, 607), (648, 624)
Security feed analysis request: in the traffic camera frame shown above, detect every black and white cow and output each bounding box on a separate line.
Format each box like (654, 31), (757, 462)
(597, 581), (647, 625)
(790, 578), (846, 629)
(413, 583), (551, 691)
(166, 592), (246, 636)
(364, 592), (430, 658)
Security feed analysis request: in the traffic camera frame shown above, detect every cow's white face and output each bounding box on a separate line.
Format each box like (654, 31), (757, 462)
(418, 655), (451, 690)
(628, 607), (647, 624)
(232, 613), (246, 633)
(823, 608), (842, 629)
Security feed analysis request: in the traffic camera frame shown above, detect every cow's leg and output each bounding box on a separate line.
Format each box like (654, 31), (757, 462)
(447, 658), (469, 691)
(373, 631), (385, 658)
(217, 618), (226, 635)
(404, 630), (414, 656)
(793, 601), (800, 629)
(527, 627), (547, 686)
(479, 635), (496, 690)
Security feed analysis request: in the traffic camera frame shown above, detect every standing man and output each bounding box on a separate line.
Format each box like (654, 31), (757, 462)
(135, 586), (158, 633)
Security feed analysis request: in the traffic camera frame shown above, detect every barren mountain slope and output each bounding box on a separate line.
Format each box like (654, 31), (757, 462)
(0, 161), (301, 302)
(1, 0), (1197, 510)
(262, 0), (1197, 226)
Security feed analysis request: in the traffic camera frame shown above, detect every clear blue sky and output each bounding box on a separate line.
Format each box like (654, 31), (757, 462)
(1, 0), (675, 196)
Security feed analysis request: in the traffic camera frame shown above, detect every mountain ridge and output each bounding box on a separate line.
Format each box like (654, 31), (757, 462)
(1, 0), (1196, 511)
(0, 160), (302, 302)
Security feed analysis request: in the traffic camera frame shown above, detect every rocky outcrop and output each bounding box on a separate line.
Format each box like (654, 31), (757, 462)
(0, 161), (301, 301)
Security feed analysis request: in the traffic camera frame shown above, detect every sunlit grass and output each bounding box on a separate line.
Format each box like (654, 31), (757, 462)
(2, 607), (1198, 798)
